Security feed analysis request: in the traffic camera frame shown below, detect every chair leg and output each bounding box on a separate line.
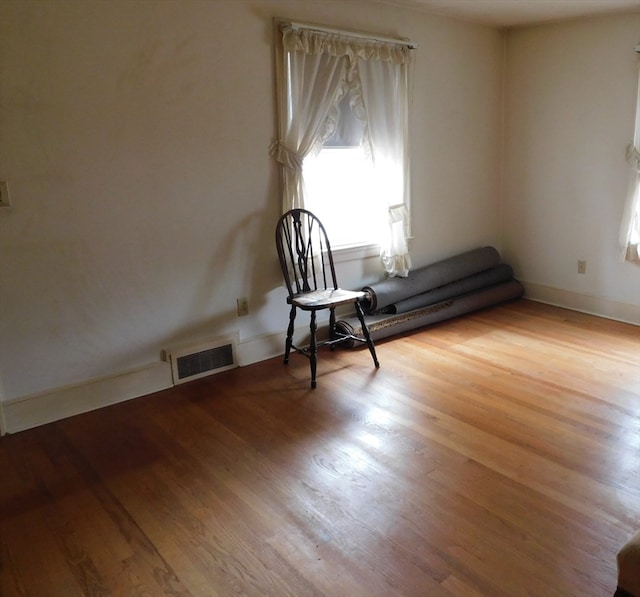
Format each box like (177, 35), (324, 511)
(284, 305), (296, 364)
(355, 300), (379, 368)
(329, 307), (337, 350)
(309, 310), (318, 388)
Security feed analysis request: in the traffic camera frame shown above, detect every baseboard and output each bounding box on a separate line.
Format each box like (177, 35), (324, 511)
(522, 281), (640, 325)
(237, 330), (284, 367)
(2, 362), (173, 434)
(0, 402), (6, 436)
(236, 321), (331, 366)
(2, 289), (635, 435)
(0, 326), (302, 434)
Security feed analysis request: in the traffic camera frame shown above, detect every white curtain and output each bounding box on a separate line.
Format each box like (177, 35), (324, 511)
(618, 59), (640, 263)
(271, 28), (348, 212)
(355, 51), (412, 277)
(272, 24), (414, 277)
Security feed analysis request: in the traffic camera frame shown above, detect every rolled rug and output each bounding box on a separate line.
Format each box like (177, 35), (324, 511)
(361, 246), (501, 314)
(385, 263), (514, 314)
(339, 280), (524, 345)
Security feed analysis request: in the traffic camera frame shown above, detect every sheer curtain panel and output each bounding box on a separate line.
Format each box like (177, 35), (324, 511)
(619, 56), (640, 263)
(271, 29), (348, 212)
(355, 51), (412, 276)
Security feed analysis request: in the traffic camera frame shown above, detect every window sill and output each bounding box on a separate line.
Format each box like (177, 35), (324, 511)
(332, 242), (380, 263)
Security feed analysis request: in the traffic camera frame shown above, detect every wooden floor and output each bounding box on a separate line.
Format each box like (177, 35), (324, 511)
(1, 299), (638, 596)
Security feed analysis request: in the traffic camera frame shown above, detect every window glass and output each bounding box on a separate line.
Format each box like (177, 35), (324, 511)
(303, 146), (387, 248)
(303, 96), (386, 247)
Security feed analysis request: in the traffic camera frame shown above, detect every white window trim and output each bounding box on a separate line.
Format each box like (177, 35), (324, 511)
(332, 242), (380, 263)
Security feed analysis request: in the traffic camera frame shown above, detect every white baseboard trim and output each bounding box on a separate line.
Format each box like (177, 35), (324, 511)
(2, 288), (635, 435)
(237, 330), (284, 367)
(0, 323), (303, 435)
(0, 402), (6, 436)
(236, 322), (328, 367)
(522, 281), (640, 325)
(2, 362), (173, 434)
(0, 328), (296, 435)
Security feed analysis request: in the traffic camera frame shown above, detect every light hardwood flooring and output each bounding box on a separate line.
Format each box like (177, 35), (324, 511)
(1, 299), (638, 596)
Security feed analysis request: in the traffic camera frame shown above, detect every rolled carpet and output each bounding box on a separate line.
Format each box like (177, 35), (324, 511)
(384, 263), (514, 314)
(361, 246), (501, 314)
(338, 280), (524, 345)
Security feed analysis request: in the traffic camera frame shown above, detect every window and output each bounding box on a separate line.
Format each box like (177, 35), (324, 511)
(271, 21), (415, 277)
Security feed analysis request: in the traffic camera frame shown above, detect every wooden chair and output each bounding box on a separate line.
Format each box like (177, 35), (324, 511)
(275, 209), (380, 388)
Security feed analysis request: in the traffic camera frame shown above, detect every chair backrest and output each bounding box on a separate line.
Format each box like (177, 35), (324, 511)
(275, 209), (339, 298)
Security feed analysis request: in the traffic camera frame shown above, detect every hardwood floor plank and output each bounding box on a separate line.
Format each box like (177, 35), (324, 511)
(1, 300), (638, 596)
(166, 398), (447, 595)
(1, 432), (93, 596)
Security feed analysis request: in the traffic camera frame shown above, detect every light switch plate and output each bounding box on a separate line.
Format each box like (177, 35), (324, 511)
(0, 181), (11, 208)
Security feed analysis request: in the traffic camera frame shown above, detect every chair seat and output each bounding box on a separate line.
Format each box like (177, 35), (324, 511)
(288, 288), (366, 310)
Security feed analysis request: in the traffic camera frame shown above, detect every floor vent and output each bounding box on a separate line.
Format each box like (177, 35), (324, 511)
(168, 336), (238, 385)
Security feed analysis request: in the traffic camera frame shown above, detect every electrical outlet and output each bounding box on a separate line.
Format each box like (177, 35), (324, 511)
(236, 297), (249, 317)
(577, 260), (587, 274)
(0, 181), (11, 208)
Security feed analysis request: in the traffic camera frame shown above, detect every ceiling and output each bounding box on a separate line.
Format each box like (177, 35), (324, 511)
(374, 0), (639, 28)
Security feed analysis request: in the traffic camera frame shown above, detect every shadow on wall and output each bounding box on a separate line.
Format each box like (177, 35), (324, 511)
(157, 206), (284, 359)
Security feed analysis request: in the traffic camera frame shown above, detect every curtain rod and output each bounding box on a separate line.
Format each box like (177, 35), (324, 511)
(285, 21), (418, 50)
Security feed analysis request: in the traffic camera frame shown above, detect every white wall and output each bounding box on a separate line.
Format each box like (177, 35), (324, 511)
(503, 13), (640, 322)
(0, 0), (503, 430)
